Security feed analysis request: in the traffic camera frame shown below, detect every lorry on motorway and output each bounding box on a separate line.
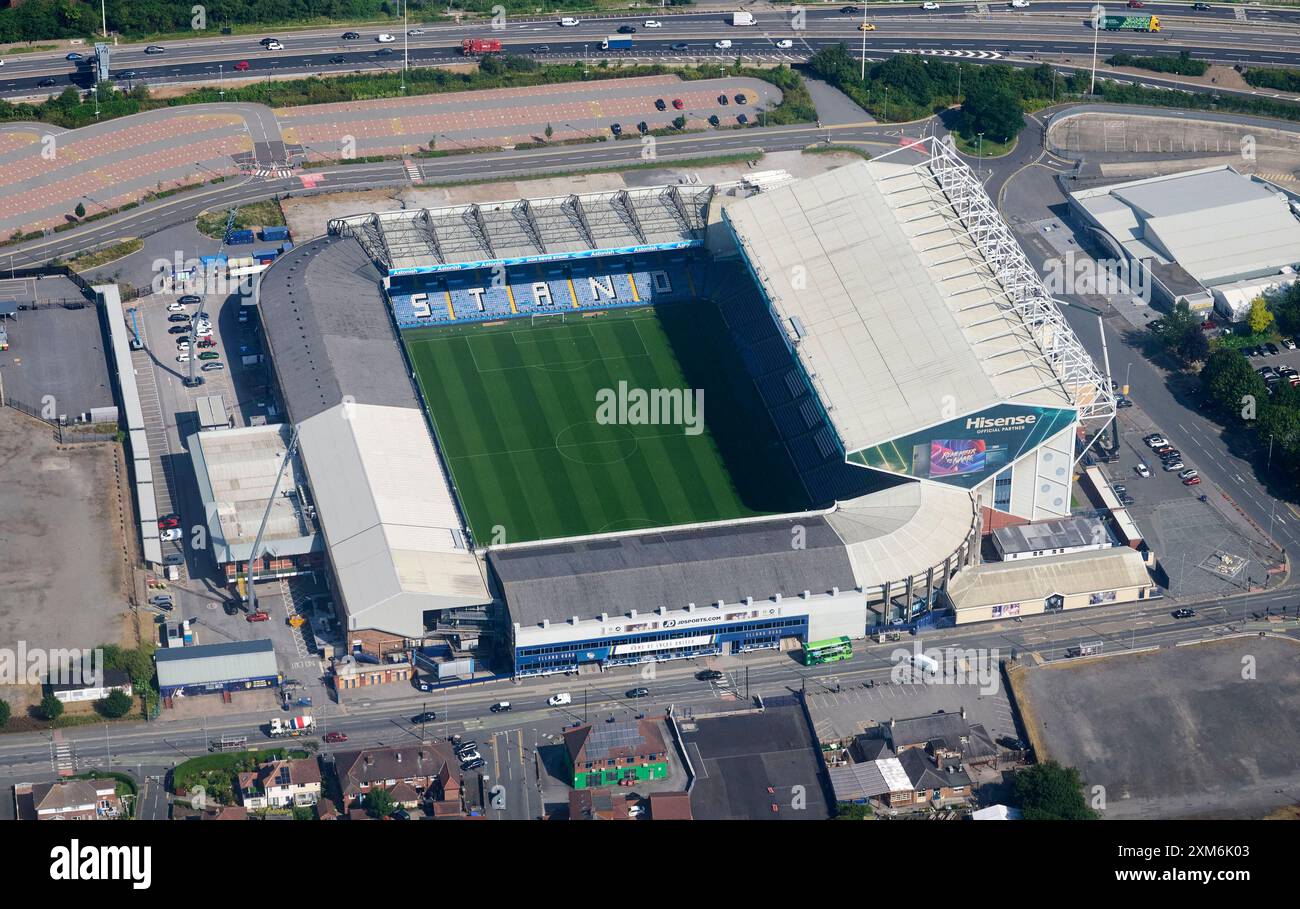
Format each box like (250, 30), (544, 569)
(268, 715), (315, 737)
(732, 10), (756, 25)
(601, 35), (633, 50)
(1095, 14), (1159, 30)
(461, 38), (502, 55)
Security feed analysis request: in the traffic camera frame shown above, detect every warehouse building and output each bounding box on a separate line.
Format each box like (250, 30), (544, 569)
(944, 547), (1155, 625)
(1069, 165), (1300, 322)
(155, 639), (280, 698)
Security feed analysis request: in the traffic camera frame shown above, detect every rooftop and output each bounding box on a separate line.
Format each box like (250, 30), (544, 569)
(1071, 165), (1300, 287)
(329, 184), (715, 274)
(188, 423), (319, 563)
(723, 143), (1101, 457)
(992, 515), (1111, 557)
(946, 546), (1153, 611)
(154, 638), (278, 689)
(257, 235), (419, 424)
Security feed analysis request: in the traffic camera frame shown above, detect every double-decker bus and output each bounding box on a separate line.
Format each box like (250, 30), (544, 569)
(802, 636), (853, 666)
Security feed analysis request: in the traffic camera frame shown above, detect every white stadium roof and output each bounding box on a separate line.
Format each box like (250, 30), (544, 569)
(297, 402), (489, 638)
(723, 139), (1107, 456)
(1070, 165), (1300, 287)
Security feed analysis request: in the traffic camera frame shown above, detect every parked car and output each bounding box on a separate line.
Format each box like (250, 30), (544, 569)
(412, 711), (437, 723)
(390, 808), (411, 820)
(246, 610), (270, 622)
(626, 687), (650, 699)
(158, 513), (180, 529)
(412, 677), (433, 692)
(1266, 342), (1281, 355)
(324, 731), (348, 743)
(168, 313), (189, 323)
(737, 113), (748, 125)
(997, 735), (1027, 750)
(202, 362), (225, 372)
(708, 114), (720, 126)
(1163, 460), (1186, 472)
(490, 701), (512, 712)
(1179, 469), (1199, 480)
(163, 553), (184, 566)
(1116, 396), (1133, 408)
(150, 594), (173, 607)
(198, 351), (220, 360)
(1145, 436), (1167, 449)
(461, 757), (486, 771)
(655, 98), (667, 111)
(718, 93), (729, 105)
(1284, 338), (1297, 350)
(178, 294), (201, 305)
(735, 93), (748, 104)
(1183, 476), (1202, 486)
(197, 339), (216, 349)
(610, 123), (622, 136)
(672, 98), (684, 110)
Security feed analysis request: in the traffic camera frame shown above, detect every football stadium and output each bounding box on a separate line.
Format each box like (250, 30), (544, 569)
(251, 137), (1114, 677)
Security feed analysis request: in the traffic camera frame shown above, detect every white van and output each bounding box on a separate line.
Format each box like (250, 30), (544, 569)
(559, 17), (581, 27)
(715, 39), (733, 49)
(546, 692), (572, 706)
(775, 39), (794, 49)
(908, 653), (939, 674)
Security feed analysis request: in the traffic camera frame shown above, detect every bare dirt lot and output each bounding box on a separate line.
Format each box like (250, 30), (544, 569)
(1014, 636), (1300, 819)
(0, 409), (133, 654)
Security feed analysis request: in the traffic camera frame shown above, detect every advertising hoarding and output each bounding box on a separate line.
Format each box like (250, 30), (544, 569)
(847, 403), (1077, 490)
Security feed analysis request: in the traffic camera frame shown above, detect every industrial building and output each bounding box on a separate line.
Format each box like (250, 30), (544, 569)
(992, 515), (1113, 561)
(188, 422), (321, 583)
(1068, 165), (1300, 322)
(155, 639), (280, 698)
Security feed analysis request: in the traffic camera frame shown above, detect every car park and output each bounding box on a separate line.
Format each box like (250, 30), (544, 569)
(150, 594), (173, 607)
(626, 687), (650, 699)
(178, 294), (202, 305)
(168, 326), (188, 336)
(1159, 450), (1181, 461)
(1172, 608), (1196, 618)
(490, 701), (511, 712)
(655, 98), (667, 110)
(167, 301), (184, 312)
(1285, 338), (1297, 350)
(412, 711), (437, 723)
(457, 750), (482, 763)
(997, 735), (1026, 750)
(176, 341), (190, 351)
(176, 355), (190, 364)
(169, 311), (189, 322)
(197, 339), (216, 349)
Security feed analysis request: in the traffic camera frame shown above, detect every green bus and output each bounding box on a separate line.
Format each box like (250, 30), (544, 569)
(802, 636), (853, 665)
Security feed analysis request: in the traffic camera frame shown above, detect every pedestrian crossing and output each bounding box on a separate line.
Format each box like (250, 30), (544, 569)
(245, 165), (295, 179)
(52, 737), (75, 777)
(403, 159), (422, 183)
(1256, 170), (1296, 184)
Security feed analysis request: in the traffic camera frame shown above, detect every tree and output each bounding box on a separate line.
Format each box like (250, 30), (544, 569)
(544, 123), (553, 140)
(1011, 760), (1098, 820)
(1248, 297), (1274, 335)
(366, 786), (396, 818)
(1200, 348), (1267, 420)
(96, 689), (134, 718)
(1179, 325), (1210, 363)
(427, 136), (435, 151)
(0, 699), (9, 728)
(834, 802), (873, 820)
(959, 81), (1025, 143)
(39, 694), (64, 722)
(74, 202), (85, 218)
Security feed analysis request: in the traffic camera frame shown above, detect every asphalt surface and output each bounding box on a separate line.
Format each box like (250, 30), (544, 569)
(2, 4), (1298, 99)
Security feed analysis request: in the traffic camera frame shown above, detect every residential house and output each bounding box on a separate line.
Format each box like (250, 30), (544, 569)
(569, 789), (635, 821)
(14, 779), (121, 821)
(238, 758), (322, 809)
(334, 743), (461, 810)
(885, 708), (998, 770)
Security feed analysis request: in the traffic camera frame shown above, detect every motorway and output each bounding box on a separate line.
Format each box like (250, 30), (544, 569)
(2, 3), (1299, 98)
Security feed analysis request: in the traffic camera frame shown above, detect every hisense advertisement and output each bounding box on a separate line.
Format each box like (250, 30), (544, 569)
(847, 404), (1077, 489)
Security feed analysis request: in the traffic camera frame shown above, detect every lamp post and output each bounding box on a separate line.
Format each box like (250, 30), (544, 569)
(402, 0), (408, 93)
(860, 7), (868, 81)
(1090, 4), (1103, 94)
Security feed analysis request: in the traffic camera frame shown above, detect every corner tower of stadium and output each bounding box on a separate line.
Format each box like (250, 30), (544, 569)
(269, 137), (1114, 676)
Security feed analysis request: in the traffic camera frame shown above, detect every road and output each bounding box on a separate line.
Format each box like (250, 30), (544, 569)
(2, 3), (1299, 98)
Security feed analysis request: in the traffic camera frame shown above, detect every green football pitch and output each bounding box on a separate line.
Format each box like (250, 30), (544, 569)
(403, 304), (806, 545)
